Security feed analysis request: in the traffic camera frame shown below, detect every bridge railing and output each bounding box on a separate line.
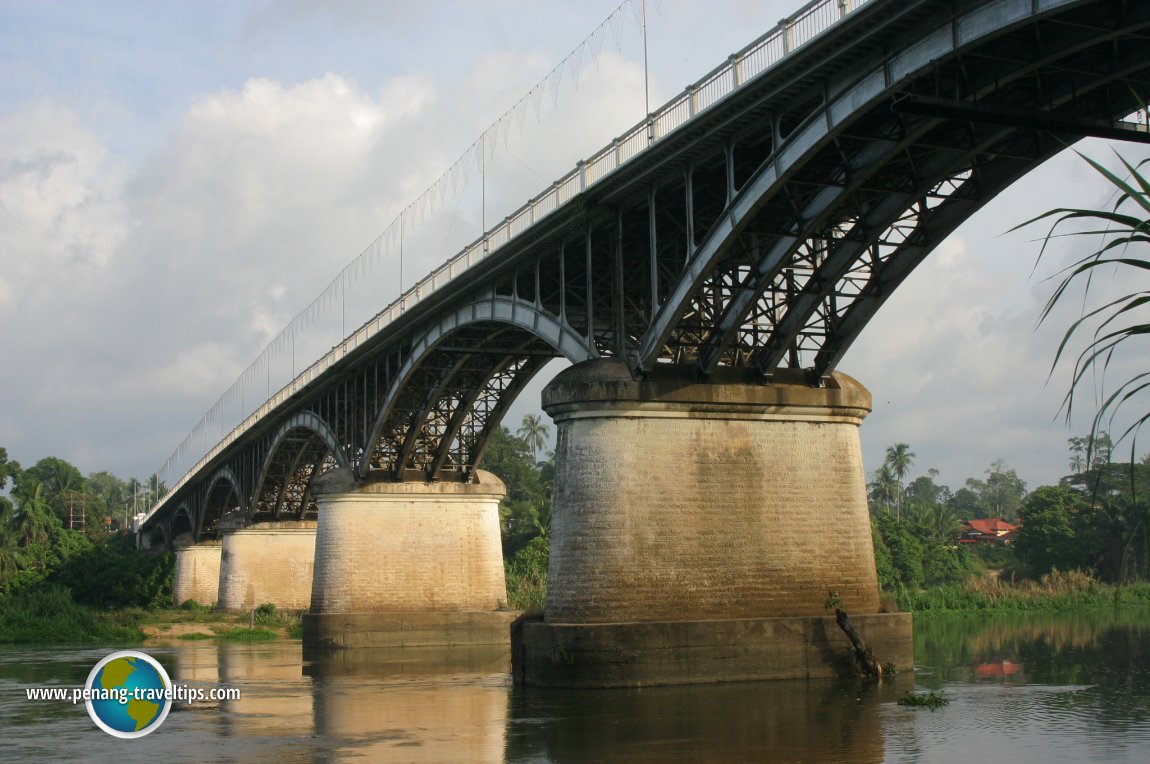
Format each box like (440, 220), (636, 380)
(143, 0), (871, 527)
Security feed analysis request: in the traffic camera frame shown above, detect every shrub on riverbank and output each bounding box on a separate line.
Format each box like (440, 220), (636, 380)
(0, 585), (143, 643)
(506, 536), (548, 612)
(53, 535), (173, 610)
(900, 569), (1150, 614)
(216, 627), (280, 641)
(251, 603), (303, 638)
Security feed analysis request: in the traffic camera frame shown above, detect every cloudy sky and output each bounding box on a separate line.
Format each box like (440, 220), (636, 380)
(1, 0), (1146, 496)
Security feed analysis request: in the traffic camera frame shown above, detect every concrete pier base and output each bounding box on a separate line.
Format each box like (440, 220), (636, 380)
(513, 613), (913, 687)
(303, 469), (511, 650)
(217, 521), (316, 611)
(303, 611), (519, 649)
(519, 359), (912, 686)
(303, 642), (510, 678)
(172, 538), (222, 607)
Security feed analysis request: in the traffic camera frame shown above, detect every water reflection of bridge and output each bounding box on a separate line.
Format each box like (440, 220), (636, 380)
(170, 642), (895, 763)
(144, 0), (1150, 686)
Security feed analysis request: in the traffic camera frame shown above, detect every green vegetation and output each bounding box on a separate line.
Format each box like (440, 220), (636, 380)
(179, 599), (214, 614)
(0, 448), (179, 643)
(4, 400), (1149, 640)
(1017, 151), (1150, 461)
(483, 422), (554, 558)
(869, 430), (1150, 614)
(486, 420), (553, 611)
(898, 691), (949, 710)
(506, 536), (549, 612)
(0, 585), (143, 643)
(901, 574), (1150, 614)
(0, 448), (172, 598)
(252, 602), (304, 638)
(216, 627), (280, 642)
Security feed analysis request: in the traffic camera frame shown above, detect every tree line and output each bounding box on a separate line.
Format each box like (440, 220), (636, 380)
(491, 418), (1150, 607)
(4, 416), (1146, 615)
(869, 435), (1150, 595)
(0, 446), (170, 604)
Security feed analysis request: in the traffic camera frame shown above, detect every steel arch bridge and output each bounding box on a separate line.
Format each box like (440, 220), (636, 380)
(139, 0), (1150, 546)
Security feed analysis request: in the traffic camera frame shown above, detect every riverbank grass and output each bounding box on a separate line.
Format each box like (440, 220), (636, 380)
(900, 570), (1150, 614)
(139, 602), (302, 641)
(0, 585), (305, 644)
(0, 585), (143, 644)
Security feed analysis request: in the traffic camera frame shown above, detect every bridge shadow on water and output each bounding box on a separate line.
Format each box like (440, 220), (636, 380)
(167, 640), (909, 763)
(503, 674), (904, 763)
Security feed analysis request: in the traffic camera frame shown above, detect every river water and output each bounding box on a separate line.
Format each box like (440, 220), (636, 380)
(2, 609), (1149, 762)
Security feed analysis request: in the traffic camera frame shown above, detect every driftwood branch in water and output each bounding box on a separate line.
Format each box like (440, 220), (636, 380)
(835, 608), (882, 678)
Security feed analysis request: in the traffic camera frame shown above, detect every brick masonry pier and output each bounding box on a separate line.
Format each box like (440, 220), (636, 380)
(217, 521), (317, 611)
(303, 469), (517, 649)
(513, 358), (912, 686)
(172, 537), (222, 607)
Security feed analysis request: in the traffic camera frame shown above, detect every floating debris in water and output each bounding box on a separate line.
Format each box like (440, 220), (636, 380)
(897, 691), (949, 710)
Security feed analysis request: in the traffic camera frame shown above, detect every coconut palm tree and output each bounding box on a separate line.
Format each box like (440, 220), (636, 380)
(908, 501), (964, 544)
(12, 480), (58, 549)
(125, 477), (144, 520)
(869, 465), (899, 514)
(517, 413), (550, 463)
(0, 524), (24, 583)
(147, 474), (167, 507)
(1068, 436), (1087, 473)
(884, 443), (916, 519)
(527, 501), (552, 539)
(0, 498), (24, 582)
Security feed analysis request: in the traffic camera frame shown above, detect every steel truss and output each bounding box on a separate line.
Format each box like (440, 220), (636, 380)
(146, 0), (1150, 542)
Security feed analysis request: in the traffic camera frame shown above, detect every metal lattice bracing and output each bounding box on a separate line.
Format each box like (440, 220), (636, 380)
(365, 323), (559, 481)
(140, 0), (1150, 542)
(198, 468), (244, 540)
(171, 506), (195, 542)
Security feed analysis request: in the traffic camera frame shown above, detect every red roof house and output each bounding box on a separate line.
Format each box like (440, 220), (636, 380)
(961, 518), (1018, 544)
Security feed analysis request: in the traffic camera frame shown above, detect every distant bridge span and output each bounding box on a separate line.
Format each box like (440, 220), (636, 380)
(141, 0), (1150, 547)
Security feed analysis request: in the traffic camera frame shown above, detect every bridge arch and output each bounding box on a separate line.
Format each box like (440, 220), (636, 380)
(171, 504), (195, 543)
(360, 297), (591, 481)
(143, 523), (168, 551)
(198, 467), (244, 539)
(636, 0), (1150, 379)
(252, 413), (349, 519)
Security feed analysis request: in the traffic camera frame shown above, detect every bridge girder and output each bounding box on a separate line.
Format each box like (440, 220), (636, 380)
(363, 297), (587, 481)
(141, 0), (1150, 537)
(198, 467), (244, 540)
(171, 505), (195, 542)
(250, 412), (348, 521)
(637, 0), (1150, 377)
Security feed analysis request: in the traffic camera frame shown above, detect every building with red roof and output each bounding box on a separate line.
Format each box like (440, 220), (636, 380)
(960, 518), (1018, 544)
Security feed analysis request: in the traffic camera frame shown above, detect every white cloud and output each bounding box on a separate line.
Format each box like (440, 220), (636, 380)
(0, 102), (128, 312)
(0, 72), (444, 475)
(0, 12), (657, 481)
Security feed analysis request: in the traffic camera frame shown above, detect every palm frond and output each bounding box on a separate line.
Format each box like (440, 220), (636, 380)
(1019, 148), (1150, 460)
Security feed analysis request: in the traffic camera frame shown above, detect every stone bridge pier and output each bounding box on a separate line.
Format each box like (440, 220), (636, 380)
(302, 469), (516, 649)
(172, 537), (222, 607)
(513, 359), (912, 687)
(217, 521), (317, 611)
